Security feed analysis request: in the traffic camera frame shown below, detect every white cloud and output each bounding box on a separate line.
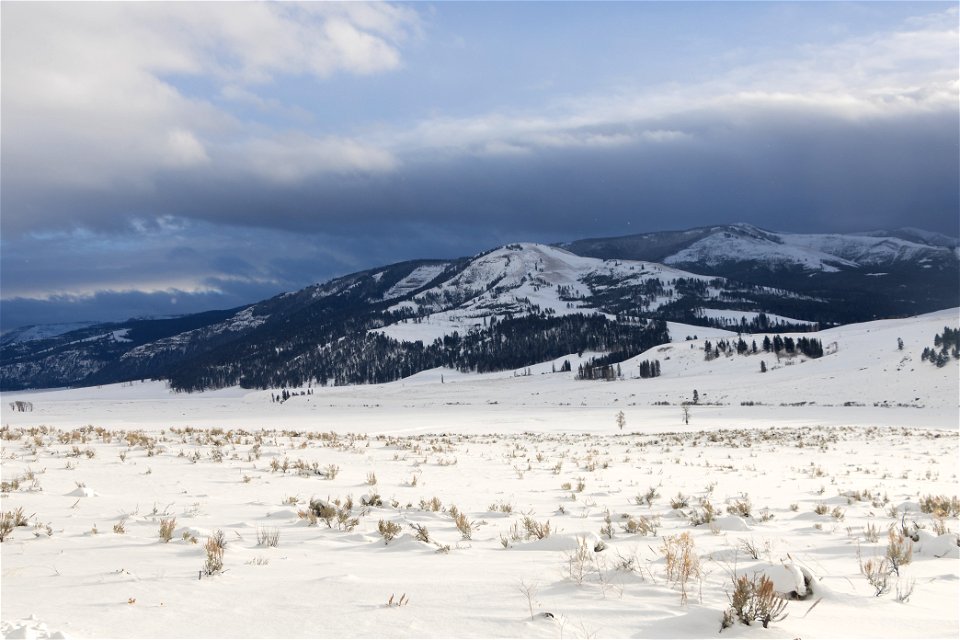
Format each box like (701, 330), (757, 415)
(1, 2), (415, 209)
(383, 7), (956, 158)
(233, 134), (397, 183)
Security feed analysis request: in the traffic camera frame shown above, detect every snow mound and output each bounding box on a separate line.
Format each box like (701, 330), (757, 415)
(1, 616), (69, 639)
(710, 515), (751, 531)
(65, 486), (97, 497)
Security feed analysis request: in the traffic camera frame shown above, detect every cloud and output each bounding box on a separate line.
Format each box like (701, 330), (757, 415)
(229, 134), (397, 183)
(1, 1), (417, 230)
(1, 4), (957, 329)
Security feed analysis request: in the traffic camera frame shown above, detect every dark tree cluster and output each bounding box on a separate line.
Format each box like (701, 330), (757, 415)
(921, 326), (959, 367)
(577, 357), (661, 381)
(703, 334), (824, 360)
(168, 314), (670, 392)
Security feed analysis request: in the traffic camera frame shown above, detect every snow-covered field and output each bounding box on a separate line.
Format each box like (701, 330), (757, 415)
(1, 310), (958, 638)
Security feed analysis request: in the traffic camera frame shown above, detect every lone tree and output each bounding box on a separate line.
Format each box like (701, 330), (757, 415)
(760, 360), (767, 373)
(616, 410), (626, 431)
(682, 405), (690, 425)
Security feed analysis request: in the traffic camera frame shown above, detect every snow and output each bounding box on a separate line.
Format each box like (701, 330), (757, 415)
(375, 243), (726, 343)
(1, 309), (958, 639)
(662, 226), (955, 272)
(0, 323), (96, 346)
(665, 233), (855, 272)
(381, 264), (450, 301)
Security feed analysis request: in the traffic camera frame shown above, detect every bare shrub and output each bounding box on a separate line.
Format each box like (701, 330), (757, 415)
(361, 493), (383, 508)
(410, 523), (431, 543)
(113, 520), (127, 534)
(600, 513), (615, 539)
(918, 494), (960, 517)
(202, 531), (225, 575)
(565, 536), (592, 585)
(738, 537), (767, 560)
(159, 517), (176, 543)
(863, 522), (881, 543)
(378, 519), (402, 543)
(723, 573), (788, 629)
(454, 512), (474, 540)
(386, 593), (409, 607)
(860, 557), (891, 596)
(0, 512), (15, 542)
(689, 499), (716, 527)
(307, 499), (337, 527)
(886, 528), (913, 575)
(522, 516), (551, 540)
(638, 486), (660, 507)
(661, 532), (701, 604)
(621, 515), (657, 536)
(257, 526), (280, 547)
(896, 578), (916, 603)
(518, 580), (540, 619)
(727, 498), (752, 519)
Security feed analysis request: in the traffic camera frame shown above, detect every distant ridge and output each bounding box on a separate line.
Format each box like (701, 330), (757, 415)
(2, 225), (956, 392)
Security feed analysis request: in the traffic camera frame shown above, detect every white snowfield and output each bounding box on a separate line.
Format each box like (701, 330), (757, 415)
(1, 309), (957, 639)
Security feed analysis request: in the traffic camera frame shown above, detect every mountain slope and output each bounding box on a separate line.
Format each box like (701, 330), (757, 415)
(2, 227), (957, 392)
(563, 224), (959, 321)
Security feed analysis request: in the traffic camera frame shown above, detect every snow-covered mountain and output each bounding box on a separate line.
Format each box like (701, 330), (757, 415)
(564, 223), (958, 272)
(2, 226), (957, 392)
(0, 321), (97, 346)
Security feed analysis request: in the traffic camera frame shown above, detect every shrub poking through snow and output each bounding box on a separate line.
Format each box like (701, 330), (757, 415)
(202, 531), (225, 576)
(727, 498), (752, 518)
(257, 526), (279, 547)
(386, 593), (408, 607)
(860, 557), (891, 596)
(885, 528), (913, 575)
(689, 499), (716, 526)
(378, 519), (402, 543)
(721, 573), (788, 630)
(565, 536), (592, 585)
(410, 523), (431, 543)
(158, 517), (176, 543)
(621, 515), (657, 536)
(454, 512), (474, 540)
(919, 494), (960, 517)
(0, 511), (16, 542)
(522, 516), (551, 540)
(661, 532), (701, 604)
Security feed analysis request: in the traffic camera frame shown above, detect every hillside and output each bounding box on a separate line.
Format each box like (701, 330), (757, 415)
(1, 227), (957, 392)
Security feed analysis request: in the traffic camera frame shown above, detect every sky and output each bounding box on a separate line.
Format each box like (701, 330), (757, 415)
(2, 1), (958, 331)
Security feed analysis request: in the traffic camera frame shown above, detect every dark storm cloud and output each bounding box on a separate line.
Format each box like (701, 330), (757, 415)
(11, 103), (953, 241)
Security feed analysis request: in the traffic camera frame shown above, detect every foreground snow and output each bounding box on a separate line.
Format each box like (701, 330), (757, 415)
(1, 424), (957, 639)
(1, 310), (957, 638)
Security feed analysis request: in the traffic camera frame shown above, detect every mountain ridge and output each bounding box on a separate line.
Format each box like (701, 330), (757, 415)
(2, 225), (956, 392)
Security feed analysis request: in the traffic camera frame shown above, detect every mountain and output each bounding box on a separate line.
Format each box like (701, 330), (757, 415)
(2, 227), (957, 392)
(0, 322), (98, 346)
(562, 223), (959, 320)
